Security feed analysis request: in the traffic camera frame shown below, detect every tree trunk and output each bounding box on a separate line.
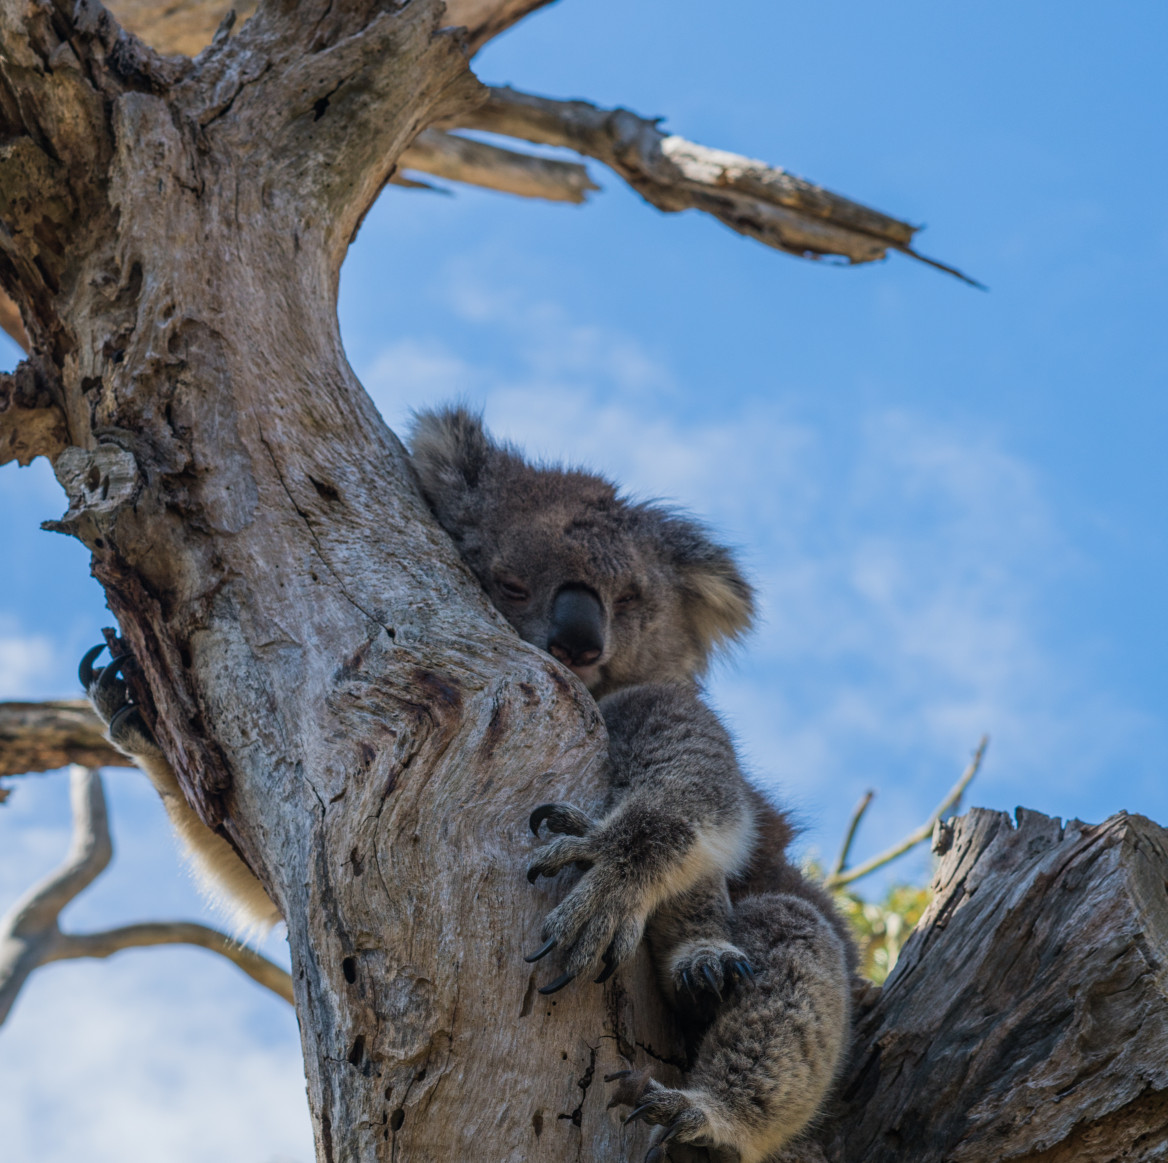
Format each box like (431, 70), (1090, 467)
(0, 4), (687, 1160)
(808, 808), (1168, 1163)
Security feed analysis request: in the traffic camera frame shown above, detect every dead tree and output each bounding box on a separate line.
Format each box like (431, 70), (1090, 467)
(4, 2), (1164, 1162)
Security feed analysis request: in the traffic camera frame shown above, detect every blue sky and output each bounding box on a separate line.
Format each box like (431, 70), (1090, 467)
(2, 2), (1165, 1158)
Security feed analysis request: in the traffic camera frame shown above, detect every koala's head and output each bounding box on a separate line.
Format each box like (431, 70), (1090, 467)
(409, 407), (755, 695)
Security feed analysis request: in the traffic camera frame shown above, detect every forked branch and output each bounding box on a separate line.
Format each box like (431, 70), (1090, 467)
(0, 766), (292, 1026)
(825, 735), (989, 889)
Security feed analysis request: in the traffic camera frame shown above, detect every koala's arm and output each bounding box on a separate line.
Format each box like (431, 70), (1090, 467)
(526, 683), (756, 990)
(81, 646), (282, 933)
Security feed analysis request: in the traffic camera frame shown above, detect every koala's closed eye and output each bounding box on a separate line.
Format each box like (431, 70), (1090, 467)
(614, 590), (641, 612)
(496, 578), (531, 603)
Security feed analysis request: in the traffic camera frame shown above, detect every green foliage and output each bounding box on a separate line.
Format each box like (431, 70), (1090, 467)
(835, 882), (931, 983)
(805, 856), (932, 983)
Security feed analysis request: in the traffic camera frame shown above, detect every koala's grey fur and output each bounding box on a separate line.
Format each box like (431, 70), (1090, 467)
(411, 406), (854, 1163)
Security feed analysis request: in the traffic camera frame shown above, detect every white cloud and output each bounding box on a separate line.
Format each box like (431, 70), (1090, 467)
(0, 621), (56, 700)
(0, 955), (311, 1163)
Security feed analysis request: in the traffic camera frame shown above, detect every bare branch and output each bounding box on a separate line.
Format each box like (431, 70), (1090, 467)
(830, 789), (875, 880)
(50, 922), (294, 1004)
(104, 1), (555, 58)
(446, 87), (980, 279)
(826, 736), (989, 889)
(0, 363), (68, 468)
(0, 290), (28, 353)
(0, 766), (110, 1023)
(1, 766), (293, 1024)
(400, 129), (597, 203)
(0, 700), (127, 779)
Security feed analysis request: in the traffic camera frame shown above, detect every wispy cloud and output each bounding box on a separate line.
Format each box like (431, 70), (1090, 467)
(0, 620), (56, 700)
(1, 955), (310, 1162)
(355, 275), (1155, 872)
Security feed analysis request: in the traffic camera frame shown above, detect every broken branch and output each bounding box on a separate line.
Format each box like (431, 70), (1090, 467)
(0, 364), (68, 467)
(399, 129), (597, 203)
(442, 86), (979, 279)
(0, 701), (124, 779)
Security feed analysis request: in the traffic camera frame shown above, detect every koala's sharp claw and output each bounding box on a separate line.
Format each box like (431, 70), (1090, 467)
(524, 938), (556, 963)
(604, 1070), (631, 1083)
(644, 1117), (684, 1160)
(96, 653), (130, 691)
(701, 965), (722, 999)
(527, 865), (541, 884)
(538, 971), (576, 995)
(624, 1103), (652, 1126)
(594, 958), (616, 985)
(108, 703), (142, 737)
(79, 643), (106, 688)
(737, 959), (756, 983)
(529, 804), (556, 835)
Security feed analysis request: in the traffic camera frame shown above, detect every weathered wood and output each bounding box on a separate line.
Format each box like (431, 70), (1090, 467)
(0, 4), (685, 1160)
(102, 0), (557, 58)
(815, 808), (1168, 1163)
(0, 701), (123, 777)
(0, 362), (67, 467)
(400, 128), (598, 202)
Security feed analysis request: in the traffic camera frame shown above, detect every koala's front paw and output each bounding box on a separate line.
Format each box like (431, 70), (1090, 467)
(80, 643), (161, 760)
(671, 939), (756, 1000)
(606, 1070), (711, 1162)
(525, 804), (645, 994)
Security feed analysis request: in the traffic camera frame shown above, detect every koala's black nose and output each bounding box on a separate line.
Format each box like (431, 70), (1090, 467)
(547, 586), (605, 669)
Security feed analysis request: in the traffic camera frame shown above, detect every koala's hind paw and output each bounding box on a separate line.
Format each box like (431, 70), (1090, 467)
(672, 940), (756, 1000)
(606, 1070), (710, 1161)
(80, 643), (161, 760)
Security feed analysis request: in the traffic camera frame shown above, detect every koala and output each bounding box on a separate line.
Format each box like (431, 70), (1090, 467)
(411, 406), (854, 1163)
(80, 644), (281, 932)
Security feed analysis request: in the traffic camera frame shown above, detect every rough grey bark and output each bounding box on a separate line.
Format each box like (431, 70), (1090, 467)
(0, 4), (685, 1160)
(0, 701), (123, 778)
(808, 808), (1168, 1163)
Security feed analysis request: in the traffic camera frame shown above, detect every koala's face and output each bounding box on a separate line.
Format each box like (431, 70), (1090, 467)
(410, 408), (755, 695)
(471, 488), (702, 694)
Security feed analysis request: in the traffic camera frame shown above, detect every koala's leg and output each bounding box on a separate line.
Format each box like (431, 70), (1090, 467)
(609, 893), (851, 1163)
(525, 684), (756, 992)
(81, 645), (282, 933)
(648, 878), (756, 1005)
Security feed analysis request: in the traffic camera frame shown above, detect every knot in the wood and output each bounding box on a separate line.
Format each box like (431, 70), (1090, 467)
(47, 443), (140, 536)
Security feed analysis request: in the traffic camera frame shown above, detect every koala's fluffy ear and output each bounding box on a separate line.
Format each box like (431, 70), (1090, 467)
(660, 514), (756, 666)
(409, 406), (498, 532)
